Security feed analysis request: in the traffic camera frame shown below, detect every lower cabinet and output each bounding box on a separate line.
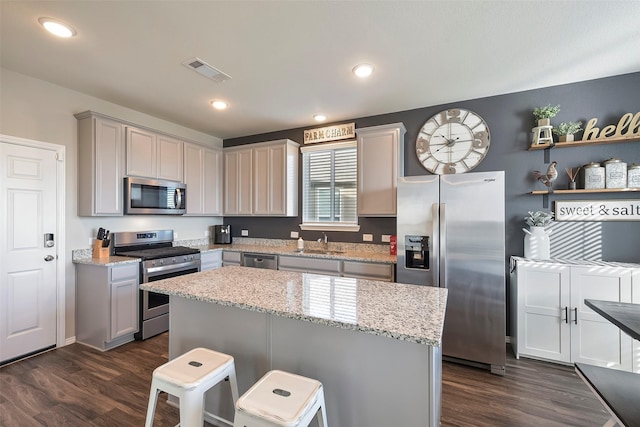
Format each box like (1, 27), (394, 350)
(278, 256), (394, 281)
(201, 251), (223, 271)
(511, 258), (635, 371)
(222, 251), (242, 266)
(76, 262), (139, 351)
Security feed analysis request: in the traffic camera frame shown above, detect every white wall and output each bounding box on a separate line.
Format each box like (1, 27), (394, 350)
(0, 67), (224, 340)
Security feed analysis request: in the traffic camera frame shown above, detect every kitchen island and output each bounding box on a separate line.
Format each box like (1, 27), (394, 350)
(141, 266), (447, 426)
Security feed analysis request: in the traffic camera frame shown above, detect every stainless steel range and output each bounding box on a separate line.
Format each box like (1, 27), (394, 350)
(112, 230), (200, 340)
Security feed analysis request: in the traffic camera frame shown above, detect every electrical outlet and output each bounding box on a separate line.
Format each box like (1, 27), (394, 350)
(363, 233), (373, 242)
(204, 230), (210, 237)
(290, 231), (299, 238)
(381, 234), (391, 243)
(241, 229), (249, 236)
(89, 238), (93, 246)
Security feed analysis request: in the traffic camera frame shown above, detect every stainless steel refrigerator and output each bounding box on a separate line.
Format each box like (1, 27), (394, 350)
(396, 171), (506, 374)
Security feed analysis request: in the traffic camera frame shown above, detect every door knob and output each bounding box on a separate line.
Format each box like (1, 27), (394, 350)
(44, 255), (55, 262)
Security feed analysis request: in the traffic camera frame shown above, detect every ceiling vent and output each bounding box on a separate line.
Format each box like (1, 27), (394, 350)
(182, 57), (231, 83)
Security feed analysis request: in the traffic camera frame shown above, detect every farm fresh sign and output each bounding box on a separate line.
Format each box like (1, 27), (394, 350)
(555, 200), (640, 221)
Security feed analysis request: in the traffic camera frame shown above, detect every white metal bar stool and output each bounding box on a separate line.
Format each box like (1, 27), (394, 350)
(233, 370), (327, 427)
(145, 347), (239, 427)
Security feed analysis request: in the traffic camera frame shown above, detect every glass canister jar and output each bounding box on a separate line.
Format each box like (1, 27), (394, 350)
(583, 162), (605, 189)
(628, 163), (640, 188)
(603, 158), (627, 189)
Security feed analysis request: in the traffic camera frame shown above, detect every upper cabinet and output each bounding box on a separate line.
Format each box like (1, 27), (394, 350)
(184, 142), (223, 216)
(356, 123), (406, 216)
(224, 139), (299, 216)
(76, 111), (125, 216)
(126, 126), (183, 181)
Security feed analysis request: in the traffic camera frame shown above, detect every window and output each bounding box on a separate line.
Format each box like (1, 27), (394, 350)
(300, 141), (359, 231)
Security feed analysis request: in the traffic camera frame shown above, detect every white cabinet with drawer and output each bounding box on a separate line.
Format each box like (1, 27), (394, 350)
(76, 262), (139, 351)
(343, 261), (394, 282)
(222, 251), (242, 266)
(201, 251), (223, 271)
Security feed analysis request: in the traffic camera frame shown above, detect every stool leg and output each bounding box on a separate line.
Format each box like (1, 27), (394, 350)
(145, 381), (161, 427)
(317, 391), (328, 427)
(180, 390), (205, 427)
(227, 366), (239, 406)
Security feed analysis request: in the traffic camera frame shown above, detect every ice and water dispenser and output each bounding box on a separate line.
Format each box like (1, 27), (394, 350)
(404, 235), (429, 269)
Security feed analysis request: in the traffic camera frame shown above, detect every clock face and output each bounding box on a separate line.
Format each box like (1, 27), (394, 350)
(415, 109), (490, 174)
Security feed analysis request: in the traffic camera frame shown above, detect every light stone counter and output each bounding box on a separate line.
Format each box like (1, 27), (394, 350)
(143, 266), (447, 426)
(141, 265), (447, 346)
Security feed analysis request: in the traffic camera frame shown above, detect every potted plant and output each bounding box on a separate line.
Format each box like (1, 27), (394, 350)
(522, 211), (554, 259)
(532, 104), (560, 126)
(553, 121), (583, 142)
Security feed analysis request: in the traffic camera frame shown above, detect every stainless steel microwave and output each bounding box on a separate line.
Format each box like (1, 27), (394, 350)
(124, 177), (186, 215)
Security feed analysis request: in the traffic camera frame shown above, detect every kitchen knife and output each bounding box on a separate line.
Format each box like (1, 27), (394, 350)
(97, 227), (105, 240)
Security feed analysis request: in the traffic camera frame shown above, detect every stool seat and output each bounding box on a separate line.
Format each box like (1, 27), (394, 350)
(145, 347), (239, 427)
(234, 370), (327, 427)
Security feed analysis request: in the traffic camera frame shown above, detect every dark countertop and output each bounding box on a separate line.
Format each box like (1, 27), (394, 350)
(584, 299), (640, 341)
(575, 363), (640, 427)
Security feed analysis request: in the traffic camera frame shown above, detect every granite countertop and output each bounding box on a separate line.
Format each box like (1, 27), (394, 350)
(141, 266), (447, 346)
(72, 255), (141, 266)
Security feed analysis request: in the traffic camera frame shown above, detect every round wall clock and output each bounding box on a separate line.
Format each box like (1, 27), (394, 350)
(415, 108), (490, 174)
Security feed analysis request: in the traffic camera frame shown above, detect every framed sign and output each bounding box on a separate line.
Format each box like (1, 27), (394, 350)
(555, 200), (640, 221)
(304, 123), (355, 144)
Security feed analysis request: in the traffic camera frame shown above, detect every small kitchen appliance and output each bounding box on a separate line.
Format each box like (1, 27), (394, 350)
(213, 225), (232, 244)
(112, 230), (200, 340)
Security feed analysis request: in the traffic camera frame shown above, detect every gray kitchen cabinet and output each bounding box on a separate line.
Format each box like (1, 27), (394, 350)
(201, 251), (223, 271)
(76, 262), (139, 351)
(356, 123), (406, 216)
(184, 142), (223, 216)
(224, 146), (253, 215)
(222, 251), (242, 266)
(126, 126), (184, 181)
(224, 139), (299, 216)
(343, 260), (394, 282)
(511, 258), (634, 371)
(76, 111), (125, 216)
(278, 255), (342, 276)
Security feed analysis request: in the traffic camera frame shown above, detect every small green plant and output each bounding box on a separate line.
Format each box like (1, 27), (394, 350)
(533, 104), (561, 121)
(524, 211), (554, 227)
(553, 121), (583, 136)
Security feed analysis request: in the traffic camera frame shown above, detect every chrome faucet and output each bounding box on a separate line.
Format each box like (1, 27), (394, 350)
(318, 232), (328, 251)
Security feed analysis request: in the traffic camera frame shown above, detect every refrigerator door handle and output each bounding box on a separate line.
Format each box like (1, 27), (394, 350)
(432, 203), (439, 287)
(440, 203), (446, 287)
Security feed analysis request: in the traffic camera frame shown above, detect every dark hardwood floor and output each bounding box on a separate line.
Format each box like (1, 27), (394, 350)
(0, 334), (609, 426)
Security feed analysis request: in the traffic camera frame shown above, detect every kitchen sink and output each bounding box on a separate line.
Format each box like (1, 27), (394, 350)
(293, 249), (344, 255)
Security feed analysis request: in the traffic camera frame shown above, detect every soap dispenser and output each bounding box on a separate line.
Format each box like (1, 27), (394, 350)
(297, 237), (304, 251)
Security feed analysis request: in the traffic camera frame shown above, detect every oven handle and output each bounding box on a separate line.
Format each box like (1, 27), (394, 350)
(143, 260), (201, 278)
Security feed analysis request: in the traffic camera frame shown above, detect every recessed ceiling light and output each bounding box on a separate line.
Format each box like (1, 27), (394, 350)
(38, 17), (76, 38)
(352, 63), (374, 78)
(313, 114), (327, 122)
(211, 100), (229, 110)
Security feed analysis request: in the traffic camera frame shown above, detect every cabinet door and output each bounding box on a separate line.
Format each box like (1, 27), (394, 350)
(93, 117), (124, 215)
(515, 263), (571, 363)
(632, 269), (640, 373)
(203, 148), (223, 215)
(342, 261), (394, 282)
(126, 127), (157, 178)
(356, 124), (404, 216)
(253, 145), (270, 215)
(224, 148), (252, 215)
(278, 255), (341, 276)
(570, 266), (632, 370)
(109, 273), (138, 341)
(268, 144), (286, 215)
(201, 251), (223, 271)
(157, 135), (183, 181)
(184, 143), (204, 214)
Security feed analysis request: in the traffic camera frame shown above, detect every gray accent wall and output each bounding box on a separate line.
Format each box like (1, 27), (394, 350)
(225, 72), (639, 264)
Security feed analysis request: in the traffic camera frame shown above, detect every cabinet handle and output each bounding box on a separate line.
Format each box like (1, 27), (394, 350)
(573, 307), (578, 324)
(564, 306), (568, 324)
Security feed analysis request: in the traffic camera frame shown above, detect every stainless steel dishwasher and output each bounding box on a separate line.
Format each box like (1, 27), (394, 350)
(242, 253), (278, 269)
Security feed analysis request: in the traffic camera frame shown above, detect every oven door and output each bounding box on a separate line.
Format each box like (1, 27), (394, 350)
(141, 259), (200, 320)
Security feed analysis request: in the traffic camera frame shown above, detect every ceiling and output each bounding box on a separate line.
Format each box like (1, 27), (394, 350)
(2, 1), (639, 140)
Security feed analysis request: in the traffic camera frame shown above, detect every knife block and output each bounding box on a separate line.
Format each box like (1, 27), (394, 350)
(92, 239), (110, 259)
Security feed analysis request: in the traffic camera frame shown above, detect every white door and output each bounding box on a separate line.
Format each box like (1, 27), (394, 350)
(0, 142), (58, 363)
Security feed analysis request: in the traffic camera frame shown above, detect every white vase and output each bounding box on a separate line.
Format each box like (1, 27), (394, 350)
(523, 226), (551, 259)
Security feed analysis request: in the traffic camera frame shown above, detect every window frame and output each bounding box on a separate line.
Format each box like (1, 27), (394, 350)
(299, 140), (360, 232)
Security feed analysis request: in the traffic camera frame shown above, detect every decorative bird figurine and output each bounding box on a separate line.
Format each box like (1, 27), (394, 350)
(533, 161), (558, 189)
